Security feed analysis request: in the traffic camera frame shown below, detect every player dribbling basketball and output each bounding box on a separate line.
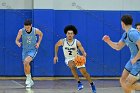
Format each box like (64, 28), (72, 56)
(54, 25), (96, 93)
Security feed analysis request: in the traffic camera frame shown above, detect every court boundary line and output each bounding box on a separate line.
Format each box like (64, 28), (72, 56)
(11, 80), (25, 87)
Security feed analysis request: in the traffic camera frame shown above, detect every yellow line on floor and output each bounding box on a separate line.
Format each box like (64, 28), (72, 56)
(0, 77), (120, 80)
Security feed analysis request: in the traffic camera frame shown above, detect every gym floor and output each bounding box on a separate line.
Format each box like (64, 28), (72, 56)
(0, 78), (139, 93)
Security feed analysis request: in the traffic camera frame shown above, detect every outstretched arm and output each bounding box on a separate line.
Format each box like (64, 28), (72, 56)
(102, 35), (125, 51)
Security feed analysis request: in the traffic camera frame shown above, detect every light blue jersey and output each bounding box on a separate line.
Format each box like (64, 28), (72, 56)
(21, 27), (38, 61)
(121, 27), (140, 59)
(121, 27), (140, 76)
(22, 27), (37, 50)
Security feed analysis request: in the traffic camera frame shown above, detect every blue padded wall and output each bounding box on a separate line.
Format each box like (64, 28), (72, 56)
(0, 10), (5, 76)
(0, 9), (140, 76)
(33, 9), (54, 76)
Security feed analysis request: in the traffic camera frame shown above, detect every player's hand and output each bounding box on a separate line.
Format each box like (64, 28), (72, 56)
(54, 56), (58, 64)
(35, 43), (40, 49)
(131, 58), (137, 64)
(102, 35), (110, 43)
(16, 42), (21, 47)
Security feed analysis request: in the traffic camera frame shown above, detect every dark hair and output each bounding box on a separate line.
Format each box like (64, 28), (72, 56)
(24, 19), (32, 26)
(64, 25), (77, 35)
(121, 15), (133, 25)
(135, 23), (140, 27)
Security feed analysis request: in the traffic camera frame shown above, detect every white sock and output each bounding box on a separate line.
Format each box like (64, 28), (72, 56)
(26, 74), (31, 79)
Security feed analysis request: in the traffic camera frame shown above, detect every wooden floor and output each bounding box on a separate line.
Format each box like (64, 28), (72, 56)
(0, 78), (139, 93)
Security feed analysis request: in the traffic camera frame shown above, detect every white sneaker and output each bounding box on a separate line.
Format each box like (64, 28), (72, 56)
(26, 79), (34, 88)
(25, 78), (30, 85)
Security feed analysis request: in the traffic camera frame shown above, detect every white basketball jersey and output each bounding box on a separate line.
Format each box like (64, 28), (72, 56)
(63, 38), (78, 59)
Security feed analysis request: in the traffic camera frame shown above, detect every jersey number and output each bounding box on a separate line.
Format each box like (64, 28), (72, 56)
(68, 51), (72, 55)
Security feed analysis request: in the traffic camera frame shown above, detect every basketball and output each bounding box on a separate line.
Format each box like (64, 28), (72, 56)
(74, 55), (86, 67)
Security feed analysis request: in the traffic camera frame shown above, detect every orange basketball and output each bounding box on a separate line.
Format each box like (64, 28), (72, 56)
(74, 55), (86, 67)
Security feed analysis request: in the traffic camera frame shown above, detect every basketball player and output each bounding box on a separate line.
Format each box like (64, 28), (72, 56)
(54, 25), (96, 93)
(15, 19), (43, 88)
(135, 23), (140, 32)
(102, 15), (140, 93)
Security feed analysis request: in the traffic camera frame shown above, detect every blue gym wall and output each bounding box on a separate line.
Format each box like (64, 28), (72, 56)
(0, 0), (140, 77)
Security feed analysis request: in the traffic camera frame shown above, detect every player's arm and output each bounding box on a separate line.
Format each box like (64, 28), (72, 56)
(129, 32), (140, 64)
(35, 29), (43, 48)
(15, 29), (22, 47)
(54, 39), (63, 64)
(77, 40), (86, 57)
(132, 40), (140, 64)
(106, 40), (125, 50)
(102, 35), (125, 51)
(55, 39), (63, 57)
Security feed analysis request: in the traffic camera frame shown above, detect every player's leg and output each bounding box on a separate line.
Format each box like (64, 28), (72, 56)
(125, 74), (140, 91)
(132, 82), (140, 90)
(23, 49), (37, 88)
(22, 50), (31, 85)
(120, 69), (131, 93)
(68, 60), (80, 81)
(79, 67), (96, 93)
(126, 61), (140, 91)
(24, 56), (32, 76)
(120, 60), (133, 93)
(68, 60), (83, 90)
(24, 56), (34, 88)
(78, 66), (91, 83)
